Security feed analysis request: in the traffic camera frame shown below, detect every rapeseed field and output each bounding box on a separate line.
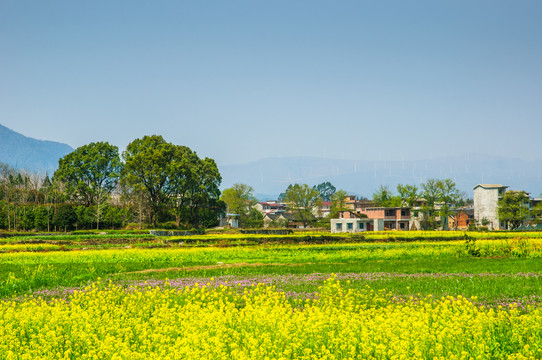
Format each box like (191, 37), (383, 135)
(1, 233), (541, 358)
(1, 278), (541, 359)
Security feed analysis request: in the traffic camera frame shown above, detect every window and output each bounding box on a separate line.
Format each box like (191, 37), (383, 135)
(358, 222), (364, 229)
(336, 223), (343, 231)
(347, 223), (353, 230)
(400, 222), (405, 229)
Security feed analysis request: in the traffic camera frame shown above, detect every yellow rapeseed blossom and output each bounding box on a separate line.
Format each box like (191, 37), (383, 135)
(0, 278), (540, 359)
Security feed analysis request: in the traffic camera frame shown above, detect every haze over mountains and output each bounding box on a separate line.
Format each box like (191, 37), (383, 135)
(219, 155), (542, 201)
(0, 123), (73, 174)
(1, 123), (540, 200)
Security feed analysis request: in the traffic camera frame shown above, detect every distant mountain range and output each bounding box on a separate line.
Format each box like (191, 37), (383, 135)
(1, 123), (540, 200)
(0, 123), (73, 174)
(219, 155), (542, 201)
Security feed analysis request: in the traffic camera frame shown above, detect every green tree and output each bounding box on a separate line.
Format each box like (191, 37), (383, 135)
(419, 178), (462, 230)
(122, 135), (223, 228)
(245, 208), (264, 228)
(33, 206), (49, 231)
(396, 184), (419, 208)
(329, 189), (349, 218)
(436, 179), (462, 230)
(313, 182), (336, 202)
(0, 166), (16, 231)
(54, 142), (122, 207)
(372, 185), (401, 207)
(118, 177), (148, 229)
(122, 135), (177, 227)
(220, 183), (257, 227)
(40, 175), (54, 232)
(180, 157), (223, 228)
(53, 204), (77, 231)
(54, 142), (122, 229)
(419, 179), (441, 230)
(168, 145), (202, 227)
(498, 191), (530, 230)
(531, 197), (542, 225)
(283, 183), (320, 228)
(277, 185), (291, 203)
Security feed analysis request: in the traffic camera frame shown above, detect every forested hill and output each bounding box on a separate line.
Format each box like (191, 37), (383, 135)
(0, 124), (73, 173)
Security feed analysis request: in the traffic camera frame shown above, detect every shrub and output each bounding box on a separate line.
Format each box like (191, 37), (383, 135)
(53, 204), (78, 231)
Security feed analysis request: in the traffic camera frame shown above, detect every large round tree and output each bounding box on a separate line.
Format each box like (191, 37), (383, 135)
(122, 135), (222, 228)
(54, 141), (122, 207)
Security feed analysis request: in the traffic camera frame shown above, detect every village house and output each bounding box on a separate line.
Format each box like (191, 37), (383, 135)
(344, 195), (357, 210)
(448, 209), (475, 230)
(355, 207), (411, 231)
(263, 212), (314, 229)
(263, 213), (289, 228)
(312, 201), (331, 218)
(254, 201), (286, 215)
(473, 184), (508, 230)
(332, 207), (410, 233)
(219, 213), (240, 228)
(331, 211), (384, 233)
(343, 195), (374, 211)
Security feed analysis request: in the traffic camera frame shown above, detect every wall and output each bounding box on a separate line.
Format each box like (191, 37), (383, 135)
(474, 187), (501, 230)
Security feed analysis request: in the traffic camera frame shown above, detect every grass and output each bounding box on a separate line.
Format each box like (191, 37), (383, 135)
(0, 236), (540, 304)
(4, 229), (542, 244)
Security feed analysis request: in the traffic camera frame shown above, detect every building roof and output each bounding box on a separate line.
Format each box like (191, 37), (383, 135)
(454, 208), (475, 216)
(333, 217), (373, 222)
(264, 212), (316, 222)
(263, 213), (281, 220)
(282, 212), (317, 222)
(360, 207), (411, 210)
(338, 210), (368, 218)
(259, 202), (286, 208)
(473, 184), (508, 190)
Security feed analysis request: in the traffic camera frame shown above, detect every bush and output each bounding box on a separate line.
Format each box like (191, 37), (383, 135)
(33, 206), (51, 231)
(125, 223), (147, 230)
(53, 204), (78, 231)
(158, 221), (179, 230)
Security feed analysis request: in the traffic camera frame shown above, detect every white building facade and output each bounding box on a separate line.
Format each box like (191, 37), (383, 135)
(330, 218), (385, 233)
(473, 184), (508, 230)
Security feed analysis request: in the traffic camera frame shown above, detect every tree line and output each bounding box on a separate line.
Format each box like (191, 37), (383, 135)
(220, 179), (473, 230)
(0, 135), (224, 231)
(2, 139), (538, 232)
(371, 180), (470, 230)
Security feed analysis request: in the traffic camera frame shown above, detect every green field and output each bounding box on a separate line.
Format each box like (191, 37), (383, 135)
(1, 231), (541, 359)
(1, 231), (541, 306)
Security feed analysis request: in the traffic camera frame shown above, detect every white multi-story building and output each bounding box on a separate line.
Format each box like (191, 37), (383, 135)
(473, 184), (508, 230)
(330, 217), (385, 233)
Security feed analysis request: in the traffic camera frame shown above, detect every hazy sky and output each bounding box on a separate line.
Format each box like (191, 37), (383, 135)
(1, 1), (541, 165)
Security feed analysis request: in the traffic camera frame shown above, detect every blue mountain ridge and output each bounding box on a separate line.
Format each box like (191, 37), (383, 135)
(1, 123), (539, 200)
(0, 123), (73, 174)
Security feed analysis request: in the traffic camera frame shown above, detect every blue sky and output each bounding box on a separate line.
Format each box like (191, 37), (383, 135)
(1, 1), (541, 165)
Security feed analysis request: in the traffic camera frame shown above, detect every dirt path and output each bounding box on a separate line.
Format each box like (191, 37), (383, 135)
(118, 262), (314, 275)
